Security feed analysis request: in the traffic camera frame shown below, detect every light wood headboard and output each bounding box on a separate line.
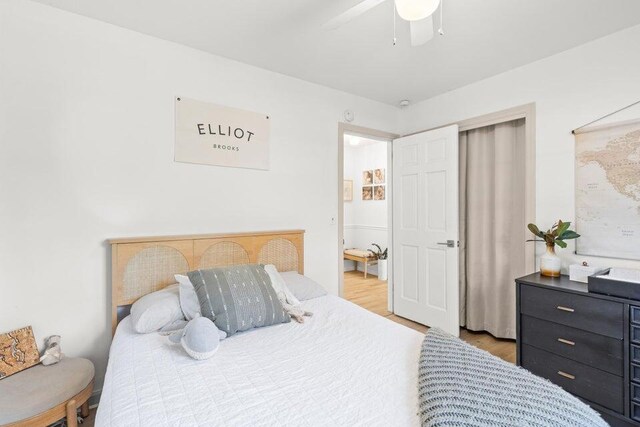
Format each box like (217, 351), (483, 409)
(109, 230), (304, 334)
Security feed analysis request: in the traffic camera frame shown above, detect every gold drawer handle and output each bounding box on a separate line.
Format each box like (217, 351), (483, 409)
(557, 371), (575, 380)
(556, 306), (575, 313)
(557, 338), (575, 346)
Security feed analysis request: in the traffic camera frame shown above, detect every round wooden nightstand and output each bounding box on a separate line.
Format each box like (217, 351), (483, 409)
(0, 358), (94, 427)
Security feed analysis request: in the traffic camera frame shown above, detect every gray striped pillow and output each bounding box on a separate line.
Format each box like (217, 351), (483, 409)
(187, 264), (290, 336)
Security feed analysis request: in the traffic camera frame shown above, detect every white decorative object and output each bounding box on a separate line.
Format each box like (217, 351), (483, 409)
(40, 335), (63, 366)
(378, 259), (388, 281)
(575, 118), (640, 260)
(569, 262), (602, 283)
(540, 245), (561, 278)
(175, 97), (270, 170)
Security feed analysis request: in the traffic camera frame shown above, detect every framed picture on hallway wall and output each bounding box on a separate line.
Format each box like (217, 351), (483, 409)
(374, 185), (385, 200)
(374, 168), (385, 184)
(362, 186), (373, 201)
(343, 180), (353, 201)
(362, 170), (373, 185)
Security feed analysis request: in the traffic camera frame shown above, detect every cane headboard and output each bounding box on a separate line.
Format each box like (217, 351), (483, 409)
(109, 230), (304, 334)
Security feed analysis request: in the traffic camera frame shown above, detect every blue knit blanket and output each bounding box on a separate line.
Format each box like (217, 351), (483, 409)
(418, 328), (608, 427)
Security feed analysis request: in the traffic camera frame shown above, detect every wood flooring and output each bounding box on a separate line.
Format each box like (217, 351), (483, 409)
(343, 270), (516, 363)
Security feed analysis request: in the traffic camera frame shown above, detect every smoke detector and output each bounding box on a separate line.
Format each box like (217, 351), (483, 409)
(399, 100), (410, 108)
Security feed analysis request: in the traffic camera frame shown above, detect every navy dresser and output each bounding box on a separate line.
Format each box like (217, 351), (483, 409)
(516, 273), (640, 427)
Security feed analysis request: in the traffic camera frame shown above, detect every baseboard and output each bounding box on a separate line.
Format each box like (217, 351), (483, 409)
(88, 388), (101, 407)
(344, 261), (379, 275)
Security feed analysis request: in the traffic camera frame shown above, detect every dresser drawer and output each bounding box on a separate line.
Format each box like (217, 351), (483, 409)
(633, 401), (640, 423)
(631, 306), (640, 325)
(633, 345), (640, 365)
(521, 315), (623, 376)
(632, 382), (640, 403)
(632, 324), (640, 345)
(520, 284), (623, 338)
(521, 344), (623, 413)
(632, 364), (640, 383)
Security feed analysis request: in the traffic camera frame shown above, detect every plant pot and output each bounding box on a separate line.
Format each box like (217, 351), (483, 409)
(377, 259), (388, 281)
(540, 244), (561, 277)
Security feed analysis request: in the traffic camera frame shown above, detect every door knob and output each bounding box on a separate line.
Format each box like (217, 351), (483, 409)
(437, 240), (455, 248)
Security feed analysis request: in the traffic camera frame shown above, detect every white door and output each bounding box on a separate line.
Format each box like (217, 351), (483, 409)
(392, 125), (459, 336)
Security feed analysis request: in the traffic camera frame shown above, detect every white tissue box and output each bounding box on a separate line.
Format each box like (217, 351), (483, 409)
(569, 264), (601, 283)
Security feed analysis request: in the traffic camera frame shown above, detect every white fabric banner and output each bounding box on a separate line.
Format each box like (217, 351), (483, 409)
(175, 97), (270, 170)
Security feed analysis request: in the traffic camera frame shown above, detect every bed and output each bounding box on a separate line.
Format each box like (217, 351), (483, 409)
(97, 230), (605, 426)
(96, 230), (424, 426)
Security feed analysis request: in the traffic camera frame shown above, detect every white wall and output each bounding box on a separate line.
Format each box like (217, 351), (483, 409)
(3, 0), (640, 399)
(0, 0), (399, 392)
(343, 140), (388, 274)
(400, 24), (640, 273)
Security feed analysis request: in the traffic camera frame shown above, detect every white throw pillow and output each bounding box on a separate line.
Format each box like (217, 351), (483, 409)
(130, 284), (184, 333)
(175, 274), (201, 320)
(264, 264), (301, 306)
(280, 271), (327, 301)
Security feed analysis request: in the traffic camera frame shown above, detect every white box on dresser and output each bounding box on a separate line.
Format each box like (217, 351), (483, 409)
(569, 263), (602, 283)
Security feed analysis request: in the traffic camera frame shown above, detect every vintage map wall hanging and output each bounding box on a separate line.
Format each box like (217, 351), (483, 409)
(575, 118), (640, 260)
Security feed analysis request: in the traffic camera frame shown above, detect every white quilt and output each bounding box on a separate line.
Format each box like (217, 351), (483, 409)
(96, 295), (424, 427)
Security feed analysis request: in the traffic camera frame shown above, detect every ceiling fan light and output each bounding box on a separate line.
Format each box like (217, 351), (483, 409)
(395, 0), (440, 21)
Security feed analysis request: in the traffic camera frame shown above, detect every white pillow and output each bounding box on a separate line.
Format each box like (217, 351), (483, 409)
(130, 284), (184, 333)
(280, 271), (327, 301)
(175, 274), (201, 320)
(264, 264), (301, 306)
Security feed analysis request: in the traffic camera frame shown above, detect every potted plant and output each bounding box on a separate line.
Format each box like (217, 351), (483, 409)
(369, 243), (388, 281)
(527, 220), (580, 277)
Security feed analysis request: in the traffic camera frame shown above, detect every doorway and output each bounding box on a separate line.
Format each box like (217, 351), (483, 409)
(338, 123), (398, 313)
(338, 104), (534, 338)
(343, 133), (390, 315)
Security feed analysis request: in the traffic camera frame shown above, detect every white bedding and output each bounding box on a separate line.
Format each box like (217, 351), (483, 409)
(96, 295), (424, 427)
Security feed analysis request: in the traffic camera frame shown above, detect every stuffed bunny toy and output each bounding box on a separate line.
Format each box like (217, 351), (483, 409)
(40, 335), (63, 366)
(168, 316), (226, 360)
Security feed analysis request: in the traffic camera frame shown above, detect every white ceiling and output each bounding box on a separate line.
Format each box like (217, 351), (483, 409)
(34, 0), (640, 105)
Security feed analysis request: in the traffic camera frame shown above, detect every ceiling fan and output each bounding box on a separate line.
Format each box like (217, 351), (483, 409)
(323, 0), (443, 47)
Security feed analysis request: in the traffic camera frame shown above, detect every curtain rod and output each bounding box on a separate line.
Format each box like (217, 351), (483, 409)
(572, 99), (640, 135)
